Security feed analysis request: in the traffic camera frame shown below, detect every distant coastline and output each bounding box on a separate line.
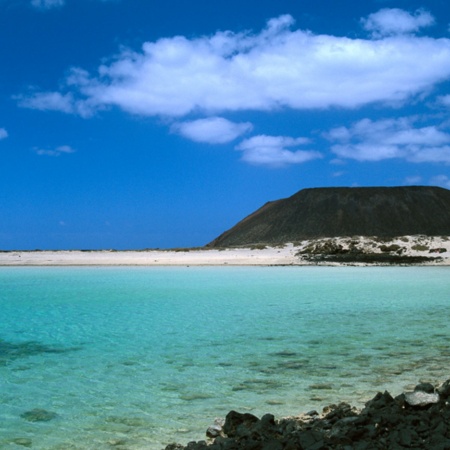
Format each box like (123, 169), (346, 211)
(1, 236), (449, 266)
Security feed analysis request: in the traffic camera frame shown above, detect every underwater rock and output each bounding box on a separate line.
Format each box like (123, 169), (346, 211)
(0, 339), (80, 366)
(20, 408), (58, 422)
(11, 438), (32, 447)
(107, 438), (128, 446)
(105, 416), (148, 427)
(309, 383), (334, 390)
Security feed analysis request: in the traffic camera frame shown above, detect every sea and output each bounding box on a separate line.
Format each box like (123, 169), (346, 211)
(1, 266), (449, 449)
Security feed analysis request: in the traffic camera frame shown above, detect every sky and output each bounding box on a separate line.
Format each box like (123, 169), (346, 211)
(1, 0), (450, 249)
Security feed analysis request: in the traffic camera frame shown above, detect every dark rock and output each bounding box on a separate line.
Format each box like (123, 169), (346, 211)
(310, 251), (438, 264)
(165, 444), (184, 450)
(437, 380), (450, 399)
(261, 438), (283, 450)
(429, 435), (450, 450)
(187, 441), (208, 449)
(255, 413), (277, 437)
(165, 379), (450, 450)
(241, 439), (263, 450)
(414, 382), (435, 393)
(20, 408), (58, 422)
(297, 430), (325, 449)
(398, 428), (413, 447)
(363, 390), (394, 410)
(223, 411), (259, 438)
(379, 244), (402, 252)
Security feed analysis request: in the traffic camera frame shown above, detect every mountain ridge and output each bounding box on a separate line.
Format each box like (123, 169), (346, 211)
(207, 186), (450, 248)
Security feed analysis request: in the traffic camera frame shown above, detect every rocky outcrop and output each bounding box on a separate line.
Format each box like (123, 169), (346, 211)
(295, 236), (444, 264)
(208, 186), (450, 248)
(164, 380), (450, 449)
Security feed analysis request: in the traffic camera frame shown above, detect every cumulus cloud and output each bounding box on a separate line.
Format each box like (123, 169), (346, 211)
(0, 128), (8, 140)
(172, 117), (253, 144)
(328, 117), (450, 163)
(31, 0), (64, 9)
(34, 145), (75, 156)
(18, 12), (450, 118)
(362, 8), (435, 38)
(236, 135), (322, 167)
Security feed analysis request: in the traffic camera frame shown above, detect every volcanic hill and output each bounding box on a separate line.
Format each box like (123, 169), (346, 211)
(207, 186), (450, 248)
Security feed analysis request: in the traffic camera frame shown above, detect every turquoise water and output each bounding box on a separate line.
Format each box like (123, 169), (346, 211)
(1, 266), (449, 449)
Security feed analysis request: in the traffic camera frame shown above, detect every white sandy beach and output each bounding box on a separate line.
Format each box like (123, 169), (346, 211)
(0, 245), (298, 266)
(1, 236), (449, 266)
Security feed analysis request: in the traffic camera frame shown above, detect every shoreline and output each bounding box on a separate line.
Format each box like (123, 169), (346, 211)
(165, 379), (450, 450)
(0, 245), (299, 266)
(1, 236), (450, 266)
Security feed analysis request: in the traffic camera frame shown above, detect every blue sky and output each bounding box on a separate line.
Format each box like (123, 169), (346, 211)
(1, 0), (450, 249)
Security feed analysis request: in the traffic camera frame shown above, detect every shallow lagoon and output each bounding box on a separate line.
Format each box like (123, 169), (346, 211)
(1, 266), (449, 449)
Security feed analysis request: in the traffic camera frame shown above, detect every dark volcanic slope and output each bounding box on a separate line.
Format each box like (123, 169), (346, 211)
(208, 186), (450, 247)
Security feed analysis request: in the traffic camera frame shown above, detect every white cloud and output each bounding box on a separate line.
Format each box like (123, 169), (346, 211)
(430, 175), (450, 188)
(30, 0), (114, 10)
(404, 175), (423, 185)
(31, 0), (64, 9)
(34, 145), (75, 156)
(172, 117), (253, 144)
(0, 128), (8, 140)
(16, 91), (95, 118)
(328, 117), (450, 163)
(236, 135), (322, 167)
(438, 95), (450, 107)
(362, 8), (435, 38)
(18, 12), (450, 118)
(18, 92), (74, 113)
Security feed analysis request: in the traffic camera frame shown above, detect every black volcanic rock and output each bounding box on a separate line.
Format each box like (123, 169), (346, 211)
(208, 186), (450, 248)
(163, 380), (450, 450)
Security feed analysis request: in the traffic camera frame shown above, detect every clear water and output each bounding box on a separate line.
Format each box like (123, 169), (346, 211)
(1, 266), (449, 449)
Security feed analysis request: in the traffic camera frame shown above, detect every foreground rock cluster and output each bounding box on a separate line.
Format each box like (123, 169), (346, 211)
(165, 380), (450, 449)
